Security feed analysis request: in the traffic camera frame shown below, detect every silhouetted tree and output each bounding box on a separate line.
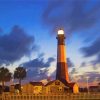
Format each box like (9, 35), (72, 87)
(0, 67), (12, 92)
(14, 67), (26, 92)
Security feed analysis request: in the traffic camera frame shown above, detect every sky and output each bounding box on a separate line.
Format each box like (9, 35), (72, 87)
(0, 0), (100, 87)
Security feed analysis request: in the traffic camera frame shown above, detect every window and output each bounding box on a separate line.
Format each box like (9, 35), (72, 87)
(55, 82), (60, 85)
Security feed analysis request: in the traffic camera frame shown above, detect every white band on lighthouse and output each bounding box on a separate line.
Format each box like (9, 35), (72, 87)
(58, 29), (64, 35)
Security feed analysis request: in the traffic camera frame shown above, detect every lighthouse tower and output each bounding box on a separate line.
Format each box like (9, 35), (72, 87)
(56, 29), (69, 83)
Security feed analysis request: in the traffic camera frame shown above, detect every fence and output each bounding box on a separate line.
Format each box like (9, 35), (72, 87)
(0, 93), (100, 100)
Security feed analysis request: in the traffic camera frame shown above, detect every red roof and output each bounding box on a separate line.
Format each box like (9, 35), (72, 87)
(30, 82), (44, 86)
(45, 80), (55, 86)
(59, 79), (76, 88)
(45, 79), (76, 88)
(67, 83), (76, 88)
(89, 86), (98, 89)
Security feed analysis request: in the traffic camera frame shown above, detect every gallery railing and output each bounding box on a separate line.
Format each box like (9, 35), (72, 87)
(0, 93), (100, 100)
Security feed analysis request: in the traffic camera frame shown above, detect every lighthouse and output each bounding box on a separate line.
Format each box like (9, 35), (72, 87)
(56, 29), (69, 83)
(46, 29), (79, 93)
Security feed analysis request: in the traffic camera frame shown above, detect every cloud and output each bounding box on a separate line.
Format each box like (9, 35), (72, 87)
(91, 54), (100, 66)
(0, 25), (37, 65)
(80, 37), (100, 57)
(70, 68), (78, 75)
(42, 0), (100, 37)
(75, 72), (100, 84)
(85, 72), (100, 83)
(26, 68), (49, 81)
(67, 58), (74, 68)
(0, 59), (10, 66)
(20, 55), (55, 81)
(21, 56), (55, 68)
(49, 70), (56, 80)
(80, 37), (100, 69)
(80, 62), (87, 67)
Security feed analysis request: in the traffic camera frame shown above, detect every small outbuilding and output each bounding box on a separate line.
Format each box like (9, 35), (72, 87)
(22, 82), (44, 94)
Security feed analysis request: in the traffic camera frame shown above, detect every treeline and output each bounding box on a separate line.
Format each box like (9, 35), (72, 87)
(0, 67), (26, 92)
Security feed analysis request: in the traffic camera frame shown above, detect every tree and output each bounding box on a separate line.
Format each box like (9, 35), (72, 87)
(0, 67), (12, 92)
(14, 67), (26, 91)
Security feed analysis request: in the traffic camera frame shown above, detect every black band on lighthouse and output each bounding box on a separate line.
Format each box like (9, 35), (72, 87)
(56, 34), (65, 45)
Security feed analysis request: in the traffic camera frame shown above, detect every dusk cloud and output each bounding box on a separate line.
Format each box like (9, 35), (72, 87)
(79, 37), (100, 70)
(67, 58), (74, 68)
(70, 68), (78, 75)
(80, 62), (87, 67)
(43, 0), (100, 38)
(85, 72), (100, 83)
(25, 68), (49, 81)
(21, 56), (55, 68)
(91, 54), (100, 66)
(80, 37), (100, 57)
(0, 25), (37, 65)
(76, 72), (100, 83)
(20, 55), (55, 81)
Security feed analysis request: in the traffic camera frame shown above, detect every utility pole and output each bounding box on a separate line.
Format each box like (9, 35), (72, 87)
(86, 77), (89, 93)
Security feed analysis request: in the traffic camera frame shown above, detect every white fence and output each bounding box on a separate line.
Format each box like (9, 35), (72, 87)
(1, 93), (100, 100)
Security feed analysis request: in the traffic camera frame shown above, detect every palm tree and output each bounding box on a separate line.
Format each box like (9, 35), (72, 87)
(0, 67), (12, 92)
(14, 67), (26, 92)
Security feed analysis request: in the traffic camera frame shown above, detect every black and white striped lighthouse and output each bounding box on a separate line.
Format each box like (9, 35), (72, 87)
(56, 29), (69, 83)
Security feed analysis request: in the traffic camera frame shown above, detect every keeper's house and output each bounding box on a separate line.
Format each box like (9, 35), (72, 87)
(45, 80), (79, 94)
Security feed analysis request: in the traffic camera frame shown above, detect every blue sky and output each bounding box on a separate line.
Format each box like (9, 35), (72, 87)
(0, 0), (100, 86)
